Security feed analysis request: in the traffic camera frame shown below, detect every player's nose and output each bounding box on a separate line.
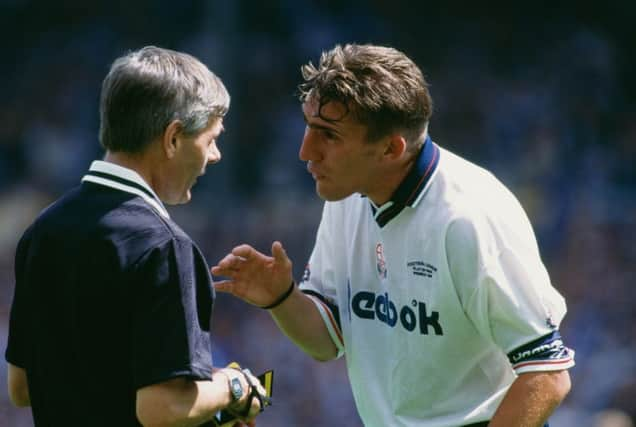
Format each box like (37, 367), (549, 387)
(299, 127), (320, 162)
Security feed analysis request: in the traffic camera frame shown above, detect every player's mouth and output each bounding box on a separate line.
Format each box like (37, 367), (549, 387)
(307, 164), (326, 180)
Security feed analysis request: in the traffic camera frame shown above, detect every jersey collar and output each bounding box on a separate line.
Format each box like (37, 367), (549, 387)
(370, 136), (440, 227)
(81, 160), (170, 219)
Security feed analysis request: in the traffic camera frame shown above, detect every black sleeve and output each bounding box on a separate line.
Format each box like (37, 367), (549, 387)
(131, 236), (214, 389)
(5, 228), (33, 368)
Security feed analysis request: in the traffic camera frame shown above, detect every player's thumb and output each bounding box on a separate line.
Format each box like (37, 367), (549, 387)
(271, 241), (288, 263)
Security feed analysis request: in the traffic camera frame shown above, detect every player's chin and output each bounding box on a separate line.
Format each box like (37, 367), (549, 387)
(316, 183), (352, 202)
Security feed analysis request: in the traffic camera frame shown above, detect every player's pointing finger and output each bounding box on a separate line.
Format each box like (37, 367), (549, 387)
(213, 280), (234, 294)
(210, 265), (226, 276)
(231, 244), (256, 259)
(215, 254), (239, 270)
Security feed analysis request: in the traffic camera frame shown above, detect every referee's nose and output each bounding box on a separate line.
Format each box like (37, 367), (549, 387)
(208, 142), (221, 165)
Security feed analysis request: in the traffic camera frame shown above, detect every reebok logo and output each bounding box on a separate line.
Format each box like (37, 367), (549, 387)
(351, 290), (443, 335)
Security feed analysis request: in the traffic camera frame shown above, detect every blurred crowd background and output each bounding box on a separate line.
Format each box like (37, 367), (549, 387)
(1, 1), (634, 426)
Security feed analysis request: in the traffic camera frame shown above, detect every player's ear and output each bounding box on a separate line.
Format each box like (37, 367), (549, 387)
(162, 120), (182, 159)
(383, 134), (407, 160)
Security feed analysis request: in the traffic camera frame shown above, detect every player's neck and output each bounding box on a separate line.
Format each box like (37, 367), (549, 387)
(366, 154), (417, 206)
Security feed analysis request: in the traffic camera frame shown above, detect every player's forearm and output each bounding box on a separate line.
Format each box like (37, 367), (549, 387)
(270, 286), (338, 361)
(136, 375), (230, 427)
(489, 370), (571, 427)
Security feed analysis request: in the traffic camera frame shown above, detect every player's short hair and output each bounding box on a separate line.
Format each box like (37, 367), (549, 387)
(299, 44), (432, 150)
(99, 46), (230, 153)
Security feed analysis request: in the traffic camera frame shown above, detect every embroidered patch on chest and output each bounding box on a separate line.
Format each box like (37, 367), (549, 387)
(407, 261), (437, 278)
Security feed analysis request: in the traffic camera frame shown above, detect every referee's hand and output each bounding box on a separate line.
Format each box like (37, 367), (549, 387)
(217, 367), (268, 425)
(212, 241), (294, 308)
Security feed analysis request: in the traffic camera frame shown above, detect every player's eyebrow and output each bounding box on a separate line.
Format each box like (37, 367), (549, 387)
(303, 113), (343, 136)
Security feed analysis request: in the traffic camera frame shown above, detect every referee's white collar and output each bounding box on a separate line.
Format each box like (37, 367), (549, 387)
(81, 160), (170, 219)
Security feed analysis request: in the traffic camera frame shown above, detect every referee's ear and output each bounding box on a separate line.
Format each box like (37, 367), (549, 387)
(162, 120), (183, 159)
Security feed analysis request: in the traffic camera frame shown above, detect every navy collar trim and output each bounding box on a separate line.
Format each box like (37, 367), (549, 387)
(81, 160), (170, 219)
(372, 136), (440, 227)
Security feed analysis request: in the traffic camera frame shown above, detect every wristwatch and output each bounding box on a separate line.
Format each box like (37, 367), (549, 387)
(229, 376), (243, 402)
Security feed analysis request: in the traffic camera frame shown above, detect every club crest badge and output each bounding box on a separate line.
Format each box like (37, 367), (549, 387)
(302, 264), (311, 282)
(376, 243), (387, 279)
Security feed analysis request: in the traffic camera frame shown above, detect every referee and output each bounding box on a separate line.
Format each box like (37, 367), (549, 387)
(6, 46), (265, 426)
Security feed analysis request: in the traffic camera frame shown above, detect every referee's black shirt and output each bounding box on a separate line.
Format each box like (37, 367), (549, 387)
(6, 167), (215, 426)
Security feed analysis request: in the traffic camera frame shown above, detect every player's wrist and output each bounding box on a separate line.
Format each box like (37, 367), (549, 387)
(261, 280), (295, 310)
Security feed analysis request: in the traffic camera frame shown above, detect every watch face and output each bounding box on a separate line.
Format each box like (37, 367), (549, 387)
(230, 377), (243, 401)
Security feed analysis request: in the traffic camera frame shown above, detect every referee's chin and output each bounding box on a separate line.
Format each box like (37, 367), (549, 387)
(177, 190), (192, 205)
(164, 189), (192, 206)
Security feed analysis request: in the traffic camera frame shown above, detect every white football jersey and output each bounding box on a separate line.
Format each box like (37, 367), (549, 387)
(299, 138), (574, 427)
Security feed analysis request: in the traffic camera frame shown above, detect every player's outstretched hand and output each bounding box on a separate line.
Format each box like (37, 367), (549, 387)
(211, 241), (293, 308)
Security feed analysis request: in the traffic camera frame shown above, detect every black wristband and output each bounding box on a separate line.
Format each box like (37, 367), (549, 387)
(262, 281), (295, 310)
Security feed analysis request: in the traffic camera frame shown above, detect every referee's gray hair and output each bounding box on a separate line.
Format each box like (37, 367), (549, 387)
(99, 46), (230, 153)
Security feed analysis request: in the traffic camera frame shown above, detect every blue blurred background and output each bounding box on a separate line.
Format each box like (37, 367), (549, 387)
(1, 1), (635, 426)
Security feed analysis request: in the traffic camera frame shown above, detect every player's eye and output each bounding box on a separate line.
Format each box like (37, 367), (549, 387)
(322, 129), (338, 142)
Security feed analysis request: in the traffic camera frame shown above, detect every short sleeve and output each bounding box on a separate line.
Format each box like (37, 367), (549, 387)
(298, 203), (345, 358)
(446, 216), (575, 374)
(5, 228), (34, 367)
(131, 237), (214, 389)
